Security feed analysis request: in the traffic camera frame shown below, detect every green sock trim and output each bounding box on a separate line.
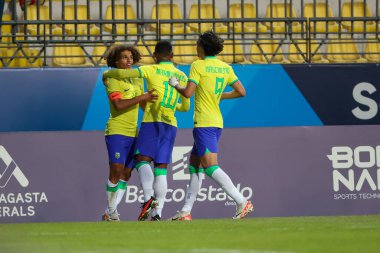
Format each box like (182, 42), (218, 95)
(197, 168), (205, 174)
(205, 165), (219, 177)
(135, 161), (149, 170)
(154, 168), (167, 176)
(106, 184), (118, 192)
(189, 165), (197, 174)
(118, 181), (127, 190)
(205, 148), (211, 154)
(135, 149), (140, 155)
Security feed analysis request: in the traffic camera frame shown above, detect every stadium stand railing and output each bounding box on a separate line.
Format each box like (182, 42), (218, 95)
(0, 0), (379, 67)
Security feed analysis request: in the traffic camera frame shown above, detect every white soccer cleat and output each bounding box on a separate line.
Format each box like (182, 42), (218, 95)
(168, 211), (193, 221)
(102, 210), (120, 222)
(233, 200), (254, 220)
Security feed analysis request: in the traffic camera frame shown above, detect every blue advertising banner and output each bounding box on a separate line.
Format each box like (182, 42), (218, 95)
(0, 64), (379, 132)
(284, 64), (380, 125)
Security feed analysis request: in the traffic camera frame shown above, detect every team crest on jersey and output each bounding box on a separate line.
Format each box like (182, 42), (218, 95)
(115, 152), (120, 159)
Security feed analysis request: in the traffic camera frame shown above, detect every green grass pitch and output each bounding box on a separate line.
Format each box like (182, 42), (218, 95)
(1, 215), (379, 253)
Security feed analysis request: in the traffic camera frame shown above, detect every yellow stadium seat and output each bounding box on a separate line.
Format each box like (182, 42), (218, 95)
(249, 40), (290, 64)
(53, 44), (92, 67)
(303, 3), (339, 33)
(1, 47), (37, 67)
(265, 3), (303, 33)
(1, 13), (12, 34)
(92, 44), (108, 66)
(63, 5), (100, 36)
(173, 40), (198, 65)
(341, 2), (376, 32)
(104, 5), (138, 35)
(0, 48), (18, 67)
(25, 48), (43, 67)
(188, 4), (227, 33)
(326, 37), (367, 63)
(150, 4), (191, 35)
(24, 5), (62, 35)
(1, 33), (28, 50)
(218, 40), (246, 64)
(288, 40), (329, 63)
(228, 3), (267, 33)
(364, 39), (380, 62)
(135, 40), (156, 65)
(1, 33), (12, 45)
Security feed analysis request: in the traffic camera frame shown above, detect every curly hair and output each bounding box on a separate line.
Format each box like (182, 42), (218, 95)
(197, 31), (224, 56)
(105, 45), (141, 68)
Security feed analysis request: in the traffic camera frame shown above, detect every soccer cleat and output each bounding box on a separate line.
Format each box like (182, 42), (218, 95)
(102, 210), (120, 222)
(138, 196), (159, 221)
(232, 200), (254, 220)
(150, 214), (161, 221)
(168, 211), (192, 221)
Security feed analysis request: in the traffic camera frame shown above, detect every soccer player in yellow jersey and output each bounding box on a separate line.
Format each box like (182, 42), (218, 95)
(102, 45), (158, 221)
(103, 41), (190, 221)
(168, 31), (254, 220)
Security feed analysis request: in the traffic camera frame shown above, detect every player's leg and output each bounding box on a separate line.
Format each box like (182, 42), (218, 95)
(114, 167), (132, 209)
(103, 135), (130, 221)
(169, 153), (202, 221)
(198, 128), (253, 219)
(135, 123), (160, 220)
(150, 163), (168, 221)
(150, 123), (177, 220)
(135, 122), (160, 202)
(135, 154), (158, 221)
(114, 136), (136, 211)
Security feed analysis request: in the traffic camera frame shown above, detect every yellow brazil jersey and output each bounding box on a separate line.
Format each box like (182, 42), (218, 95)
(189, 56), (238, 128)
(138, 62), (188, 127)
(104, 77), (144, 137)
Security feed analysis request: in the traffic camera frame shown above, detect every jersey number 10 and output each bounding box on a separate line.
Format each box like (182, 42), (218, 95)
(160, 81), (179, 110)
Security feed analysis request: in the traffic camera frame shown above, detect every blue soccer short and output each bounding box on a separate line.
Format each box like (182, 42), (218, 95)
(135, 122), (177, 164)
(105, 134), (136, 168)
(191, 127), (223, 157)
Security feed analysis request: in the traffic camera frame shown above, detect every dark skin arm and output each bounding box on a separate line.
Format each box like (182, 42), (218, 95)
(139, 101), (147, 111)
(174, 81), (197, 98)
(221, 80), (246, 100)
(111, 89), (158, 111)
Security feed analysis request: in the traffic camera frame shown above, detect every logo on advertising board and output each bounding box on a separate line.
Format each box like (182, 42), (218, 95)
(327, 145), (380, 201)
(352, 82), (379, 121)
(125, 146), (253, 206)
(0, 145), (48, 219)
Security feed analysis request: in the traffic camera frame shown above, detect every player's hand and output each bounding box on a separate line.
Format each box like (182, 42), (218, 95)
(142, 89), (158, 102)
(169, 76), (179, 88)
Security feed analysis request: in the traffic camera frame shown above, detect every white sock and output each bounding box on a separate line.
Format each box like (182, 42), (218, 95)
(206, 166), (245, 205)
(151, 168), (167, 217)
(182, 166), (204, 213)
(136, 162), (154, 202)
(106, 180), (118, 214)
(115, 179), (127, 206)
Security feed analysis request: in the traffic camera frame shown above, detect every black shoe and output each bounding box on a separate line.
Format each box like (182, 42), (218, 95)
(150, 215), (161, 221)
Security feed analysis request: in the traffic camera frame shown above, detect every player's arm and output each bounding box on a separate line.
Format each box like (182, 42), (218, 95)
(169, 78), (196, 99)
(103, 68), (141, 80)
(139, 101), (147, 111)
(110, 89), (157, 111)
(176, 95), (190, 112)
(221, 80), (246, 100)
